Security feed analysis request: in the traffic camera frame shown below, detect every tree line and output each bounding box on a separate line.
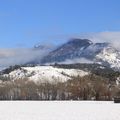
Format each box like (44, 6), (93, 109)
(0, 74), (119, 100)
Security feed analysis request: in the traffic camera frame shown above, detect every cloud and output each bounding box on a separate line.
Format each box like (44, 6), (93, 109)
(0, 48), (51, 70)
(87, 31), (120, 49)
(45, 58), (93, 65)
(60, 58), (93, 64)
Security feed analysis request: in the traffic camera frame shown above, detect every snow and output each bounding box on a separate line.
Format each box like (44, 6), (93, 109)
(6, 66), (88, 82)
(0, 101), (119, 120)
(96, 47), (120, 69)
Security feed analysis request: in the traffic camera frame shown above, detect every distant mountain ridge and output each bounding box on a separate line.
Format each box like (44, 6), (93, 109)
(41, 39), (93, 63)
(27, 38), (120, 70)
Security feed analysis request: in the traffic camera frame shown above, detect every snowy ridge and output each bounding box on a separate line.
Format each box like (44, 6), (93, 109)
(4, 66), (89, 82)
(96, 46), (120, 69)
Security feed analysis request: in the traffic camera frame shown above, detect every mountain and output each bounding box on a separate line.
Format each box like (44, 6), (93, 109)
(34, 38), (120, 70)
(0, 39), (120, 101)
(40, 39), (93, 63)
(40, 38), (109, 64)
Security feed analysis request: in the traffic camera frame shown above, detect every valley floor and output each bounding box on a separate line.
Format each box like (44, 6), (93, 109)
(0, 101), (120, 120)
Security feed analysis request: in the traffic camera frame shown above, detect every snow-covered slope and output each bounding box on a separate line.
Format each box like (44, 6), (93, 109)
(96, 46), (120, 70)
(4, 66), (88, 82)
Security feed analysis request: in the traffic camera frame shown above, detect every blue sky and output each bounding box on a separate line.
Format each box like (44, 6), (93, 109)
(0, 0), (120, 48)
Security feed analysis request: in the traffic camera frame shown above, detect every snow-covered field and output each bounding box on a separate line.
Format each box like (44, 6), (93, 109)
(0, 101), (120, 120)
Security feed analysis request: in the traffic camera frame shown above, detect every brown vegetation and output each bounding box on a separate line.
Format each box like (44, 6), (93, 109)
(0, 74), (119, 100)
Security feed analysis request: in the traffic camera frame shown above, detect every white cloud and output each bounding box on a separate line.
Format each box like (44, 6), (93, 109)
(45, 58), (93, 65)
(88, 31), (120, 49)
(0, 48), (50, 70)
